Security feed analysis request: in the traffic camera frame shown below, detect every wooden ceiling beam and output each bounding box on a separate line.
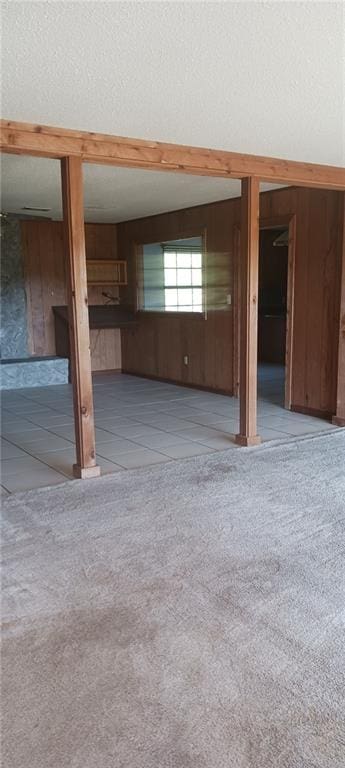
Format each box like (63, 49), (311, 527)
(1, 119), (344, 190)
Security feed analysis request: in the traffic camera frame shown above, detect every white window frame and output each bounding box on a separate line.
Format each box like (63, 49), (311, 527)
(136, 234), (206, 316)
(162, 245), (203, 313)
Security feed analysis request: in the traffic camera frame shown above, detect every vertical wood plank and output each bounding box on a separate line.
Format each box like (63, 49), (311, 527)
(332, 193), (345, 427)
(235, 177), (261, 446)
(61, 156), (100, 479)
(232, 225), (241, 397)
(284, 215), (296, 409)
(21, 223), (35, 355)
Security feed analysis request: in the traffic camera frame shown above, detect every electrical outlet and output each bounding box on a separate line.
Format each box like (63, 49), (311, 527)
(183, 355), (189, 366)
(226, 293), (232, 306)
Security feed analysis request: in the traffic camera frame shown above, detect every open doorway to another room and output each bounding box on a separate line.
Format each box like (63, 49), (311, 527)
(257, 225), (290, 408)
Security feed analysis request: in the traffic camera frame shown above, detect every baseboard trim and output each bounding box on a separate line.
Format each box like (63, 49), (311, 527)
(121, 369), (234, 397)
(290, 405), (332, 421)
(332, 415), (345, 427)
(92, 368), (122, 375)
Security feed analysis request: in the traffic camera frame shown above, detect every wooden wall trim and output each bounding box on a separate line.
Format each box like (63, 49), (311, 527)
(236, 178), (261, 446)
(292, 405), (332, 421)
(1, 119), (345, 189)
(232, 226), (241, 397)
(332, 193), (345, 427)
(284, 215), (296, 410)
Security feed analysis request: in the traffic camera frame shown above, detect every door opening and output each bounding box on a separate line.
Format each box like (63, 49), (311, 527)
(258, 227), (288, 406)
(233, 214), (295, 409)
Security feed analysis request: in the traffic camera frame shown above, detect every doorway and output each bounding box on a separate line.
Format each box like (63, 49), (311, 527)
(258, 216), (296, 409)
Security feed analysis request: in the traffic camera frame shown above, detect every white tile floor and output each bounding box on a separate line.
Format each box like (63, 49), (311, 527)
(0, 365), (339, 494)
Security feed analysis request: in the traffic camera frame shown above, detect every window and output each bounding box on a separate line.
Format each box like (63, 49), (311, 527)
(139, 236), (204, 313)
(163, 246), (203, 312)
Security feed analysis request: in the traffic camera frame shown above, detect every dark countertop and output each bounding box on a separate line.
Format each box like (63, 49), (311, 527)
(53, 305), (137, 330)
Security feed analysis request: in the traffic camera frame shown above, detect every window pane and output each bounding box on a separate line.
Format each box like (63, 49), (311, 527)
(165, 288), (178, 307)
(177, 268), (191, 286)
(144, 269), (161, 289)
(193, 288), (202, 305)
(192, 268), (202, 286)
(144, 289), (165, 309)
(164, 252), (176, 269)
(178, 288), (193, 306)
(164, 268), (177, 287)
(191, 252), (202, 268)
(177, 252), (191, 268)
(141, 242), (204, 313)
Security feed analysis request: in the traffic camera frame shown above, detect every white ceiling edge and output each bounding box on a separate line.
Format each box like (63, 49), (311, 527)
(0, 154), (284, 224)
(1, 2), (344, 167)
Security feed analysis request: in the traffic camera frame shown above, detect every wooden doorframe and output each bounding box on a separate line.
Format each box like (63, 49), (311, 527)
(234, 213), (296, 410)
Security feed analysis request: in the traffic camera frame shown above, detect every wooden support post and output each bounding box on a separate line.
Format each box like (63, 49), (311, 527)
(332, 193), (345, 427)
(236, 177), (261, 446)
(61, 156), (100, 479)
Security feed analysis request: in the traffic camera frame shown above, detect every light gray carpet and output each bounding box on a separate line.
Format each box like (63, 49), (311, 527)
(2, 431), (345, 768)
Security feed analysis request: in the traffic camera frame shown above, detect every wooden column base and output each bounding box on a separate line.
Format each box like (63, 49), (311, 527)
(332, 416), (345, 427)
(235, 434), (262, 447)
(73, 464), (101, 479)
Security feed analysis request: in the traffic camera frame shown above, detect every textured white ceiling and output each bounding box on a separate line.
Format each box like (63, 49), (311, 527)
(2, 2), (344, 163)
(1, 2), (344, 221)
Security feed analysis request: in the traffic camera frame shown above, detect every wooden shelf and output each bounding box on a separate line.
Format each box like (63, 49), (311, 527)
(53, 305), (137, 329)
(86, 259), (127, 286)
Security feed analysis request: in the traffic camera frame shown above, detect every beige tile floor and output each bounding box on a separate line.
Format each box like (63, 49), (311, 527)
(0, 365), (339, 494)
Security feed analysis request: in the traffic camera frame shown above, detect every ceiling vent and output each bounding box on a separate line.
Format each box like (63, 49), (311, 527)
(85, 206), (117, 211)
(22, 206), (51, 212)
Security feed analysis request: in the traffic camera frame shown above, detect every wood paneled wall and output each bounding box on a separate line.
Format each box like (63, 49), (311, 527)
(118, 187), (344, 414)
(21, 221), (121, 371)
(118, 199), (238, 393)
(20, 188), (344, 414)
(260, 188), (343, 415)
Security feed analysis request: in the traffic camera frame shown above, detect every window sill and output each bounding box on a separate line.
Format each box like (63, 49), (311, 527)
(137, 309), (206, 320)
